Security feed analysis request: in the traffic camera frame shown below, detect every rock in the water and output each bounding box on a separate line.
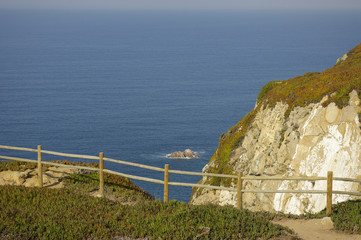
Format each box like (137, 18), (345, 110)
(167, 149), (199, 158)
(184, 149), (194, 158)
(167, 151), (184, 158)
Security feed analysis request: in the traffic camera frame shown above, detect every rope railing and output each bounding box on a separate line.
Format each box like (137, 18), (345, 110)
(104, 157), (164, 172)
(1, 144), (360, 215)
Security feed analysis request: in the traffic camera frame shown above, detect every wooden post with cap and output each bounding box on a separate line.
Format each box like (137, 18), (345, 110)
(164, 164), (169, 202)
(326, 171), (333, 215)
(99, 152), (104, 197)
(37, 145), (43, 188)
(237, 172), (243, 210)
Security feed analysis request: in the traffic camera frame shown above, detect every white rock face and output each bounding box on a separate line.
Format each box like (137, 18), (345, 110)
(336, 53), (348, 64)
(0, 170), (28, 185)
(191, 90), (361, 214)
(274, 94), (361, 214)
(0, 167), (78, 188)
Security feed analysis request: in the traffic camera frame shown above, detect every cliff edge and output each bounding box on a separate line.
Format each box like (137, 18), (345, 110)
(190, 43), (361, 214)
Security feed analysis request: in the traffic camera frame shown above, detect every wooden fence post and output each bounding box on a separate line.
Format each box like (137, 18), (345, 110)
(164, 164), (169, 203)
(37, 145), (43, 188)
(237, 172), (243, 210)
(326, 171), (333, 215)
(99, 152), (104, 197)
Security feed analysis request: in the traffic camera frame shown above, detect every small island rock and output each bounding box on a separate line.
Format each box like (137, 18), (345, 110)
(184, 149), (194, 158)
(167, 149), (199, 158)
(167, 151), (184, 158)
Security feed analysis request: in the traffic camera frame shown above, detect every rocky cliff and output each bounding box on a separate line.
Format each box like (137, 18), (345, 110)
(190, 43), (361, 214)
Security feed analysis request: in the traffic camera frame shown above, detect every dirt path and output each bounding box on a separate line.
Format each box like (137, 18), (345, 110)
(273, 217), (361, 240)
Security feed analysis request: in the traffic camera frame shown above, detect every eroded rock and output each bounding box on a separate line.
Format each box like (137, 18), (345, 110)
(191, 90), (361, 215)
(167, 149), (199, 158)
(0, 166), (77, 188)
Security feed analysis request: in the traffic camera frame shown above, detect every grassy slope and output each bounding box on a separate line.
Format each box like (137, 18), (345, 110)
(204, 43), (361, 187)
(0, 160), (153, 203)
(1, 161), (360, 239)
(0, 161), (297, 239)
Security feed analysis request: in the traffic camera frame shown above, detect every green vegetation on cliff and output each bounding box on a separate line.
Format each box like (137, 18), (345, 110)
(205, 43), (361, 187)
(258, 43), (361, 116)
(206, 107), (259, 187)
(0, 161), (296, 239)
(332, 199), (361, 234)
(2, 161), (361, 238)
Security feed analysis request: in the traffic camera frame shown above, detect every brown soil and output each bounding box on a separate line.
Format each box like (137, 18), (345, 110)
(273, 217), (361, 240)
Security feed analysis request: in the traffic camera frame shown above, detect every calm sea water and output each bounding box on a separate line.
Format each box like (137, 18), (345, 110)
(0, 9), (360, 202)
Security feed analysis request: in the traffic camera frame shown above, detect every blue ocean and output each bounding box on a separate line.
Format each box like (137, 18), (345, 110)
(0, 9), (360, 202)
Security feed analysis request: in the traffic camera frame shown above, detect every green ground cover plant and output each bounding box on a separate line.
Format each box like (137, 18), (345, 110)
(0, 185), (297, 239)
(1, 161), (360, 238)
(0, 161), (298, 239)
(257, 43), (361, 117)
(63, 169), (153, 203)
(0, 160), (37, 172)
(331, 200), (361, 234)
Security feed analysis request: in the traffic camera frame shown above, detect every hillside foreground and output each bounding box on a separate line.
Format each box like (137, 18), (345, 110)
(0, 161), (296, 239)
(1, 161), (361, 239)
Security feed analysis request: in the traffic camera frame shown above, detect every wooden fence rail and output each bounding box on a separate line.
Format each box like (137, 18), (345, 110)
(1, 144), (361, 215)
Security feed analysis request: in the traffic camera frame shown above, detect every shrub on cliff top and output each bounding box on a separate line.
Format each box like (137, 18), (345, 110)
(257, 43), (361, 117)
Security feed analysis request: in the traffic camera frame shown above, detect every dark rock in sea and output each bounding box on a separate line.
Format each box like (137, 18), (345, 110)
(167, 151), (184, 158)
(167, 149), (199, 158)
(183, 149), (194, 158)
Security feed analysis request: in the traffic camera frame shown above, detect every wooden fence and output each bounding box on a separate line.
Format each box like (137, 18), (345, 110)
(1, 144), (361, 215)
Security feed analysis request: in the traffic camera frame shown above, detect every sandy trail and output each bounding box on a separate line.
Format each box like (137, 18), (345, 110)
(273, 217), (361, 240)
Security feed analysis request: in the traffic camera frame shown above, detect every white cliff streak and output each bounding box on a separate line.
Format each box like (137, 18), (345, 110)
(192, 90), (361, 215)
(274, 92), (361, 214)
